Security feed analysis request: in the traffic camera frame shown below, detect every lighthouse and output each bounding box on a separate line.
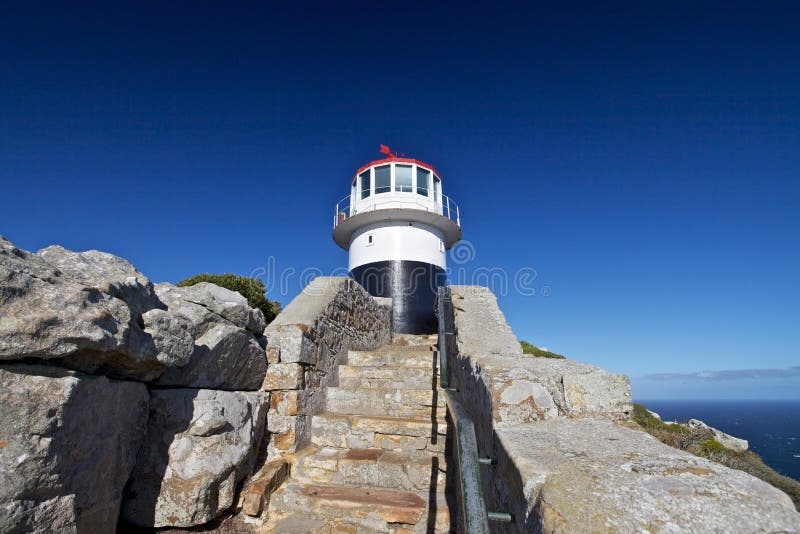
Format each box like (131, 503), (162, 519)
(333, 146), (462, 334)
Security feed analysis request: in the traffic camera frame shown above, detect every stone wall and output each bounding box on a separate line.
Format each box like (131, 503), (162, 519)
(445, 285), (800, 532)
(259, 276), (392, 458)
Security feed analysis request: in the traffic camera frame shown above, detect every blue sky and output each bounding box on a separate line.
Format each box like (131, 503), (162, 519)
(1, 2), (798, 399)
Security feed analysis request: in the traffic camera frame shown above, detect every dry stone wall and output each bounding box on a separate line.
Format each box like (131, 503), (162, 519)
(446, 285), (800, 532)
(259, 276), (392, 458)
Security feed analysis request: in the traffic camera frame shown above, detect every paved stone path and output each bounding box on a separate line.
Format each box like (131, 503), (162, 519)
(264, 335), (455, 533)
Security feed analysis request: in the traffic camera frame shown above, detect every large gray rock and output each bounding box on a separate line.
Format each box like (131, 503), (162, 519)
(0, 364), (149, 533)
(152, 283), (267, 390)
(688, 418), (749, 452)
(155, 282), (266, 336)
(0, 237), (194, 380)
(0, 238), (267, 388)
(121, 389), (268, 527)
(493, 418), (800, 533)
(449, 285), (632, 423)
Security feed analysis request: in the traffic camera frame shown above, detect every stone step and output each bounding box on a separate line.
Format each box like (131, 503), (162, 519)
(293, 447), (448, 492)
(347, 347), (437, 368)
(268, 482), (453, 533)
(326, 387), (447, 419)
(311, 413), (447, 453)
(338, 364), (440, 389)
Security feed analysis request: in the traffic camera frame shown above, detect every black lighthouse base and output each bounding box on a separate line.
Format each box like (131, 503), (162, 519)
(351, 260), (446, 334)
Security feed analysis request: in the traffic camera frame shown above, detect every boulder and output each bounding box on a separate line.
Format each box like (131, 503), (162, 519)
(0, 238), (267, 388)
(152, 283), (267, 390)
(688, 418), (749, 452)
(155, 282), (266, 336)
(0, 237), (194, 381)
(495, 418), (800, 532)
(121, 388), (268, 527)
(0, 364), (149, 533)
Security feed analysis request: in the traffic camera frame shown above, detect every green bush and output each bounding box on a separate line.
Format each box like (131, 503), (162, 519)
(520, 341), (566, 359)
(177, 273), (281, 323)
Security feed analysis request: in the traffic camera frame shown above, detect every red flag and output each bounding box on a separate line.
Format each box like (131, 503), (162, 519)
(379, 144), (393, 157)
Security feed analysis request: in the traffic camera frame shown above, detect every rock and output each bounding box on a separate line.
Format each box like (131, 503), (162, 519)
(688, 418), (749, 451)
(155, 282), (266, 335)
(262, 362), (304, 391)
(494, 418), (800, 532)
(0, 237), (194, 380)
(121, 388), (268, 528)
(154, 322), (267, 390)
(450, 286), (522, 356)
(0, 239), (267, 387)
(448, 285), (632, 423)
(241, 459), (290, 517)
(0, 363), (148, 533)
(151, 283), (268, 390)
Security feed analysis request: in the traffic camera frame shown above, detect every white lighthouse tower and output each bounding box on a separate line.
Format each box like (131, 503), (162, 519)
(333, 146), (462, 333)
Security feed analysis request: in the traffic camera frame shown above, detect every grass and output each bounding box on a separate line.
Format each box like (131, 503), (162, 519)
(520, 341), (566, 359)
(633, 403), (800, 510)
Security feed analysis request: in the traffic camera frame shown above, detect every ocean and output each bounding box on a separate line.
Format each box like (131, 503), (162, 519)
(639, 400), (800, 481)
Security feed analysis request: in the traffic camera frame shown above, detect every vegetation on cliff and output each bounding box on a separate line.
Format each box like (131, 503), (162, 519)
(633, 403), (800, 510)
(520, 340), (566, 359)
(177, 273), (281, 323)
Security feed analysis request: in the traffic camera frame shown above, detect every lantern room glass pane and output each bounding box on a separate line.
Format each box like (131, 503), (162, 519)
(375, 165), (391, 194)
(360, 170), (371, 199)
(433, 175), (441, 202)
(417, 167), (430, 196)
(395, 164), (412, 192)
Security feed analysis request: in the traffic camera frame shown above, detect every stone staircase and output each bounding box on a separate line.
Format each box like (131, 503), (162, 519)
(263, 335), (455, 533)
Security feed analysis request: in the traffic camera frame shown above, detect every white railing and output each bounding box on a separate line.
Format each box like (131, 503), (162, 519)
(333, 191), (461, 229)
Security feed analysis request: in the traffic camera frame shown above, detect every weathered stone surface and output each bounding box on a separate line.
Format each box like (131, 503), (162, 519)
(325, 387), (445, 418)
(155, 282), (266, 335)
(262, 362), (304, 391)
(688, 418), (749, 452)
(270, 390), (304, 415)
(121, 389), (268, 528)
(448, 285), (632, 425)
(0, 237), (194, 380)
(242, 459), (289, 517)
(0, 364), (148, 533)
(151, 283), (268, 390)
(155, 322), (267, 390)
(0, 239), (267, 387)
(450, 286), (522, 356)
(493, 418), (800, 533)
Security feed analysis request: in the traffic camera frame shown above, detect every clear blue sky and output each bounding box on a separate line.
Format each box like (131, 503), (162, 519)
(1, 2), (798, 399)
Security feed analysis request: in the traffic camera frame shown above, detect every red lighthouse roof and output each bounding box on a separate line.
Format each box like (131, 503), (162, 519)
(353, 145), (442, 181)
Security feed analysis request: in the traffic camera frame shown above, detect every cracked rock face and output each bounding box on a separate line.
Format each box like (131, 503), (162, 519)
(0, 238), (267, 388)
(0, 364), (149, 533)
(496, 418), (800, 532)
(121, 389), (268, 528)
(0, 237), (194, 380)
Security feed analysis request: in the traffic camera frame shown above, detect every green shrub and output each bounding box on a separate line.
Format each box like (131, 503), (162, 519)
(520, 341), (566, 359)
(177, 273), (281, 323)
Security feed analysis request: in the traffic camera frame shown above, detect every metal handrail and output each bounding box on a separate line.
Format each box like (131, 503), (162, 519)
(436, 286), (506, 533)
(445, 390), (491, 534)
(333, 191), (462, 229)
